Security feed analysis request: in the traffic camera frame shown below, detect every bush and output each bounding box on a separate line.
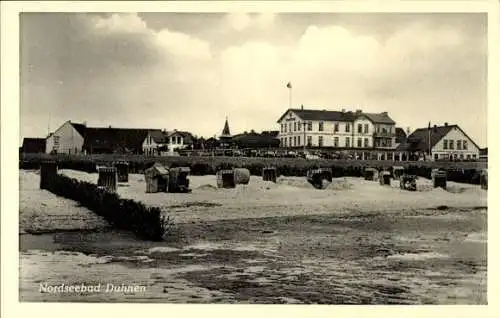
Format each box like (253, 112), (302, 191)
(43, 174), (172, 241)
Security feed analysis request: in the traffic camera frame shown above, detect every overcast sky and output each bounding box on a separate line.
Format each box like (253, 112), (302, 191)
(20, 12), (487, 147)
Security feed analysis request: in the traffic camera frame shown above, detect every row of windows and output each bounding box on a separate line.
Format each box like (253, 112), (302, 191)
(281, 136), (373, 148)
(443, 139), (468, 150)
(434, 153), (476, 160)
(280, 121), (393, 134)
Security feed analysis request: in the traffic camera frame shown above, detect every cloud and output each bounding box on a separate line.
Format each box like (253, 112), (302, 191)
(20, 13), (487, 147)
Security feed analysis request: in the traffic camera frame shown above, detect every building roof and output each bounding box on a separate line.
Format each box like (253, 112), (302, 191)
(363, 112), (396, 124)
(401, 124), (480, 152)
(149, 130), (169, 144)
(220, 118), (231, 138)
(22, 138), (46, 153)
(395, 127), (407, 143)
(231, 131), (280, 148)
(83, 127), (153, 153)
(278, 108), (356, 123)
(277, 108), (395, 124)
(70, 122), (87, 137)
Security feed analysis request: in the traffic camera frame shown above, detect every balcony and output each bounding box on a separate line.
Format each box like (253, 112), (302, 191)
(373, 132), (396, 138)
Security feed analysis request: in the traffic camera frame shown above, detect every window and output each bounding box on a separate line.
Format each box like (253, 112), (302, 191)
(463, 140), (468, 150)
(289, 137), (292, 147)
(345, 137), (350, 148)
(364, 124), (369, 134)
(467, 154), (471, 159)
(334, 137), (339, 147)
(298, 122), (301, 131)
(307, 122), (312, 131)
(345, 123), (350, 133)
(293, 136), (297, 147)
(53, 136), (60, 145)
(472, 154), (477, 159)
(289, 123), (292, 132)
(318, 136), (324, 147)
(319, 121), (324, 132)
(284, 124), (287, 133)
(434, 154), (439, 160)
(457, 140), (462, 150)
(364, 138), (369, 148)
(459, 154), (464, 159)
(280, 124), (283, 133)
(307, 136), (312, 147)
(284, 138), (287, 147)
(334, 123), (339, 132)
(387, 140), (392, 147)
(449, 140), (454, 150)
(358, 124), (362, 133)
(294, 122), (297, 131)
(443, 140), (448, 149)
(297, 136), (301, 146)
(357, 138), (362, 147)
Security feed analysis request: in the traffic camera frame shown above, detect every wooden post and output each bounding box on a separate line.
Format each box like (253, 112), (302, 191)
(40, 160), (58, 190)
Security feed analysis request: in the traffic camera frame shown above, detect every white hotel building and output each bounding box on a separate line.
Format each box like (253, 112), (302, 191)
(277, 107), (397, 153)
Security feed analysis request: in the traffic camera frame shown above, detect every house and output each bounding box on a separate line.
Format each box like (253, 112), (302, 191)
(231, 130), (280, 149)
(403, 123), (480, 161)
(45, 120), (86, 154)
(276, 107), (396, 150)
(142, 129), (194, 156)
(479, 148), (487, 161)
(83, 127), (151, 154)
(21, 138), (46, 153)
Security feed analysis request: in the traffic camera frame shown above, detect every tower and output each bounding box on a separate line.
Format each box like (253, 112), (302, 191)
(219, 117), (232, 148)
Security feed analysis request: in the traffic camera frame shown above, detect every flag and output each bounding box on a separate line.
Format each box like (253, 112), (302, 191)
(286, 82), (292, 89)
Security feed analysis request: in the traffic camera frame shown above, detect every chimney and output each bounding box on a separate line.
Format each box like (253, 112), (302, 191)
(433, 125), (437, 132)
(341, 109), (346, 113)
(83, 121), (87, 127)
(108, 125), (112, 128)
(301, 104), (304, 110)
(355, 109), (362, 114)
(444, 122), (448, 127)
(381, 111), (388, 116)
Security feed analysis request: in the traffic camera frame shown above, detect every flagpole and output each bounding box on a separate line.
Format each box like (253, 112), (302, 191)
(428, 122), (431, 161)
(288, 85), (292, 109)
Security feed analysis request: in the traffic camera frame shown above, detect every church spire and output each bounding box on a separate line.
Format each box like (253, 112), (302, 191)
(221, 116), (231, 137)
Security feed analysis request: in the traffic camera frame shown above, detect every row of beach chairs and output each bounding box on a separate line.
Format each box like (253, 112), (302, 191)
(39, 161), (488, 194)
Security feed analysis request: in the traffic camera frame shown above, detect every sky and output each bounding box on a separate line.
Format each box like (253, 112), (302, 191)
(20, 12), (487, 147)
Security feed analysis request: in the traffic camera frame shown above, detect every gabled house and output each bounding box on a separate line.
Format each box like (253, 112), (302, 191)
(403, 123), (480, 161)
(276, 107), (396, 149)
(142, 129), (194, 156)
(45, 120), (86, 154)
(83, 127), (151, 155)
(21, 138), (46, 153)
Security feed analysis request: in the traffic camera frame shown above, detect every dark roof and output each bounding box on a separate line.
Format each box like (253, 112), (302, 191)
(395, 127), (407, 144)
(277, 108), (395, 124)
(231, 132), (280, 148)
(83, 128), (153, 153)
(149, 130), (169, 144)
(480, 148), (488, 155)
(70, 122), (87, 137)
(220, 118), (231, 137)
(22, 138), (46, 153)
(363, 113), (395, 124)
(402, 124), (480, 152)
(278, 108), (356, 123)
